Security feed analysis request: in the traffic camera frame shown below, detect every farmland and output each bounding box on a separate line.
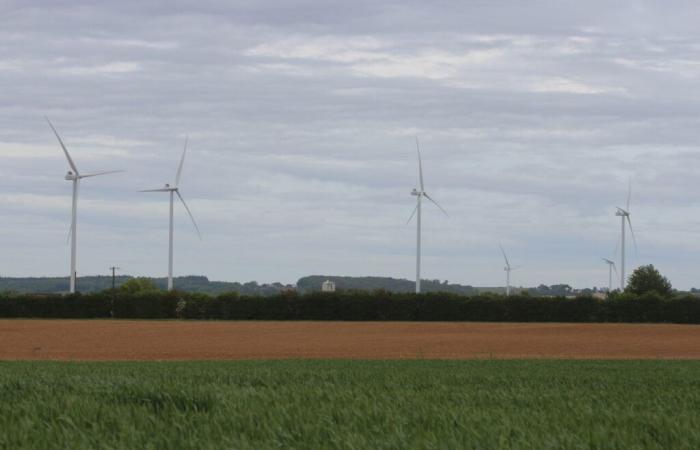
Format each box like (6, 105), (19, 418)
(3, 320), (700, 449)
(2, 360), (700, 449)
(2, 320), (700, 360)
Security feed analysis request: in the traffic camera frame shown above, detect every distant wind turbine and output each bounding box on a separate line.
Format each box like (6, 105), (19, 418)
(140, 138), (201, 291)
(499, 245), (520, 296)
(46, 117), (123, 294)
(602, 258), (617, 292)
(614, 180), (637, 290)
(407, 137), (448, 294)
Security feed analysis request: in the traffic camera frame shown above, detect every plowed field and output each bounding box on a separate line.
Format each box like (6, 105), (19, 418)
(2, 320), (699, 360)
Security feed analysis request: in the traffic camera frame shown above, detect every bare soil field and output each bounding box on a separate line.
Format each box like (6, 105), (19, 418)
(1, 320), (700, 360)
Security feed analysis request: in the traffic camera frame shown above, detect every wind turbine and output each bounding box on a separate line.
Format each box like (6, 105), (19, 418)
(499, 245), (520, 296)
(140, 138), (201, 291)
(614, 180), (637, 290)
(46, 117), (123, 294)
(407, 137), (448, 294)
(602, 258), (617, 293)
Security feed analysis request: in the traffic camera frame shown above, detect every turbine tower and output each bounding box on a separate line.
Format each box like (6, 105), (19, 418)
(407, 137), (447, 294)
(499, 245), (519, 296)
(46, 117), (123, 294)
(140, 138), (201, 291)
(614, 181), (637, 290)
(602, 258), (617, 293)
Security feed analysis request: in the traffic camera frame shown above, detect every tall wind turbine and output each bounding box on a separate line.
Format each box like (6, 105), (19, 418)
(602, 258), (617, 292)
(499, 245), (520, 296)
(614, 180), (637, 290)
(140, 138), (201, 291)
(407, 137), (448, 294)
(46, 117), (123, 294)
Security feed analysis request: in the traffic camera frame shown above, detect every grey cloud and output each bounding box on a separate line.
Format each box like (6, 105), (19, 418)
(2, 1), (700, 288)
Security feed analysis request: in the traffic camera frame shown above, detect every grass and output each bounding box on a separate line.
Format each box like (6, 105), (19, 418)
(1, 360), (699, 449)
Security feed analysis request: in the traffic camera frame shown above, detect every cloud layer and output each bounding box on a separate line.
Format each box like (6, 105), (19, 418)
(2, 1), (700, 288)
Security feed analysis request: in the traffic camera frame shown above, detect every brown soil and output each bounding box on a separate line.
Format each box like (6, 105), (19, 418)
(1, 320), (700, 360)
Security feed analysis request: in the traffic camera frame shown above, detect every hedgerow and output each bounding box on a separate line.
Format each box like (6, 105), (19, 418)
(0, 290), (699, 323)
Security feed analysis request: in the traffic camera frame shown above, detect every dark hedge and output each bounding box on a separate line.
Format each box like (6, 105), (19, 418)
(1, 290), (699, 323)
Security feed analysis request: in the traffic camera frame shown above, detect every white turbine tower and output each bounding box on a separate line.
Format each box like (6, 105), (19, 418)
(140, 138), (201, 291)
(614, 181), (637, 290)
(407, 137), (448, 294)
(46, 117), (123, 294)
(602, 258), (617, 293)
(499, 245), (520, 296)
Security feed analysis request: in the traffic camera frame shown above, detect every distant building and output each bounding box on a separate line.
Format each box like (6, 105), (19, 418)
(321, 280), (336, 292)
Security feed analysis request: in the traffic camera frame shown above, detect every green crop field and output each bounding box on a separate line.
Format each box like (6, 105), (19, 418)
(1, 360), (699, 449)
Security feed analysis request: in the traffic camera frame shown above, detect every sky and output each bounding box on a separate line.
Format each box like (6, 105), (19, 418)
(2, 0), (700, 289)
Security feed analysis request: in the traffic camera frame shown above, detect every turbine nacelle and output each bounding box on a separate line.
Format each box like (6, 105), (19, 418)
(411, 188), (422, 196)
(65, 171), (77, 181)
(615, 207), (629, 217)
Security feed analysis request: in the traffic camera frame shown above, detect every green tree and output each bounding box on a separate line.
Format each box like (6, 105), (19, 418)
(119, 278), (159, 294)
(625, 265), (672, 296)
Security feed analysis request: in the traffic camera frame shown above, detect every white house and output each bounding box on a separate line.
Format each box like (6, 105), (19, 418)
(321, 280), (336, 292)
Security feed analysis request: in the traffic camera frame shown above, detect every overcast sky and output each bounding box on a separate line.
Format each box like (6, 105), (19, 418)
(2, 1), (700, 289)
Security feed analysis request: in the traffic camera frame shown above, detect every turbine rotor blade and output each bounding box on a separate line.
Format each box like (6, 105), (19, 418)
(626, 178), (632, 212)
(627, 216), (638, 252)
(139, 188), (171, 192)
(175, 136), (188, 187)
(423, 192), (448, 216)
(45, 116), (79, 175)
(499, 244), (511, 268)
(80, 169), (125, 179)
(415, 136), (424, 191)
(406, 202), (419, 224)
(176, 190), (201, 239)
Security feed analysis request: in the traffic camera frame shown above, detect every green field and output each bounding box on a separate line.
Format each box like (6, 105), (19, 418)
(1, 360), (699, 449)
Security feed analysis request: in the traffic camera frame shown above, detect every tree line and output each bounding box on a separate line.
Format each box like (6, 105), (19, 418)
(0, 264), (692, 323)
(1, 288), (697, 324)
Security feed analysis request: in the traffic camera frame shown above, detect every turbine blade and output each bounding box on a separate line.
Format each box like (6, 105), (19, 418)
(175, 136), (188, 187)
(415, 136), (424, 191)
(45, 116), (79, 175)
(627, 216), (638, 252)
(139, 188), (171, 192)
(612, 262), (618, 275)
(499, 244), (511, 268)
(406, 202), (419, 224)
(176, 190), (201, 239)
(423, 192), (448, 217)
(626, 178), (632, 212)
(80, 169), (125, 179)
